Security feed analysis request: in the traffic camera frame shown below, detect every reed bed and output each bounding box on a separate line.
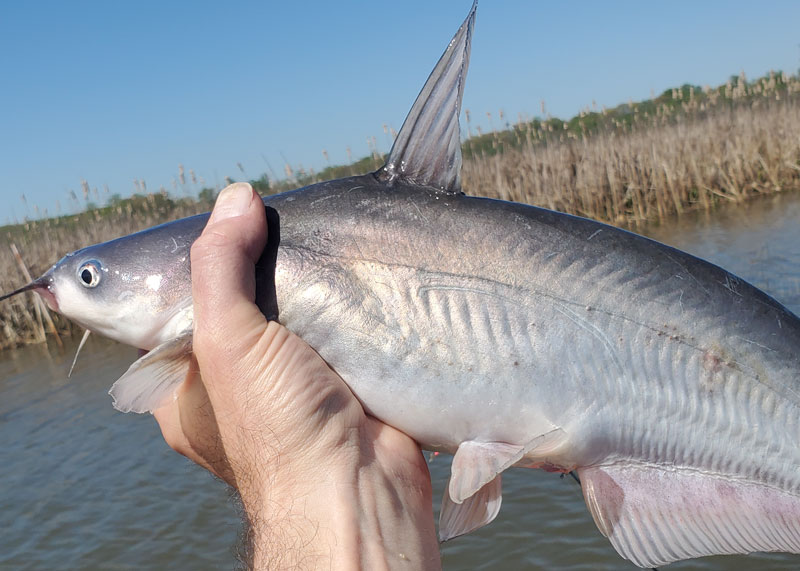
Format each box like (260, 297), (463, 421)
(463, 94), (800, 224)
(2, 73), (800, 349)
(0, 197), (209, 349)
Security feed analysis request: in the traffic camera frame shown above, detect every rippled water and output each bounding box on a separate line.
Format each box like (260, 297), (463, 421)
(2, 192), (800, 570)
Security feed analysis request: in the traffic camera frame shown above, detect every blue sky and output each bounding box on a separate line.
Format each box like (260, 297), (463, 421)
(2, 1), (799, 223)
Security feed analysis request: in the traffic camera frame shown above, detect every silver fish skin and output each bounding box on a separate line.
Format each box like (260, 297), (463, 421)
(4, 3), (800, 567)
(270, 176), (800, 566)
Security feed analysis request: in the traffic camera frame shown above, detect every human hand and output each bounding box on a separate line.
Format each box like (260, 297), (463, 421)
(153, 183), (440, 569)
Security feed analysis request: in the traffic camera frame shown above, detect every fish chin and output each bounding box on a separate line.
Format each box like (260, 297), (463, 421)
(51, 279), (175, 350)
(84, 304), (190, 351)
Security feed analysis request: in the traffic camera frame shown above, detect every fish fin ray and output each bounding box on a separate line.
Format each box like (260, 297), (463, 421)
(377, 1), (476, 193)
(109, 331), (193, 414)
(439, 473), (501, 542)
(579, 463), (800, 567)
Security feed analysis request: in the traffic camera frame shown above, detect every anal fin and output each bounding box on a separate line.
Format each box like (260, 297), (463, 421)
(580, 463), (800, 568)
(109, 331), (193, 414)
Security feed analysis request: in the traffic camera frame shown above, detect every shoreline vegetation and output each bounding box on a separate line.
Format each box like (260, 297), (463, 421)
(2, 70), (800, 350)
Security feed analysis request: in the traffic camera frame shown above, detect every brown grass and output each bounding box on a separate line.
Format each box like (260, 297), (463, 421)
(462, 88), (800, 225)
(2, 77), (800, 349)
(0, 199), (208, 349)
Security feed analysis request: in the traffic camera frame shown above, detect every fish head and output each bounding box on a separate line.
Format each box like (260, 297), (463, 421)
(2, 214), (208, 350)
(46, 248), (190, 349)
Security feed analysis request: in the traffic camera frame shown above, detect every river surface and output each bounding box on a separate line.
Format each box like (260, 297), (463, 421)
(2, 192), (800, 570)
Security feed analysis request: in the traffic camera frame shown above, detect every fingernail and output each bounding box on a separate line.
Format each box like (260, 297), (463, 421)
(210, 183), (253, 223)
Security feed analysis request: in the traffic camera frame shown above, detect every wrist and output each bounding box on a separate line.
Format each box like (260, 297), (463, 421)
(238, 456), (346, 569)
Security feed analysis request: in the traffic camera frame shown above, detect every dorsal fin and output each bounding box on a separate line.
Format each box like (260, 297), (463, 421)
(377, 1), (476, 194)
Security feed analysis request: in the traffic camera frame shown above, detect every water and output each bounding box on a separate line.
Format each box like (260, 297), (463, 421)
(2, 193), (800, 570)
(0, 339), (240, 570)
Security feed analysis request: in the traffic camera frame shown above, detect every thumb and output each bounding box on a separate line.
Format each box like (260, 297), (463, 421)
(191, 182), (268, 361)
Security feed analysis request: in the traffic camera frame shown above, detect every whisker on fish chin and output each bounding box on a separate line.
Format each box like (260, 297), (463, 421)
(0, 282), (38, 303)
(68, 329), (92, 378)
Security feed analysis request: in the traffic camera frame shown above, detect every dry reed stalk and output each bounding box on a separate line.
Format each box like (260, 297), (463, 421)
(462, 95), (800, 224)
(10, 243), (63, 348)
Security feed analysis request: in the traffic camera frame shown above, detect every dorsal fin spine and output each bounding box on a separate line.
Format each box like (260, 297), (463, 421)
(378, 1), (476, 194)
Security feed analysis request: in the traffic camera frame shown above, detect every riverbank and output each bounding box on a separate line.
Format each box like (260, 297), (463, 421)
(462, 92), (800, 225)
(2, 72), (800, 349)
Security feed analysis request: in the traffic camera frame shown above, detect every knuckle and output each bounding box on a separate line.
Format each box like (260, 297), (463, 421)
(191, 229), (231, 263)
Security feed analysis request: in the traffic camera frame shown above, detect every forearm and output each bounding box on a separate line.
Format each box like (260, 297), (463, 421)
(241, 443), (440, 570)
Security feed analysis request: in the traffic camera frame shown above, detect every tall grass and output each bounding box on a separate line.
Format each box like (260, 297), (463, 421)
(2, 72), (800, 349)
(463, 94), (800, 225)
(0, 196), (210, 349)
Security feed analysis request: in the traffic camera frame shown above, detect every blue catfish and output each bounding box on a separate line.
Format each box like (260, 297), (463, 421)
(3, 4), (800, 567)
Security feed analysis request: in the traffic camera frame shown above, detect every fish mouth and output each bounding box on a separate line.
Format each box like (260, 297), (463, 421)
(0, 275), (59, 312)
(36, 285), (59, 312)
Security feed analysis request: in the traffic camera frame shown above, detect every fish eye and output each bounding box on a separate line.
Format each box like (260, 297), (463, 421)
(77, 260), (103, 288)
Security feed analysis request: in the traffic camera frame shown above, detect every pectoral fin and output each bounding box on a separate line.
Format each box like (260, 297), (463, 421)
(109, 331), (193, 413)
